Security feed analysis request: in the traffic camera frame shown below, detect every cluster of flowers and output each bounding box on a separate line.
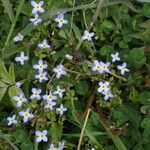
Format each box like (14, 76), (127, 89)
(10, 1), (131, 149)
(35, 130), (65, 150)
(92, 52), (129, 100)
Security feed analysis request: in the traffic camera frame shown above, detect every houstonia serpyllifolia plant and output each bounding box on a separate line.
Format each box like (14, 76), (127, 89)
(9, 1), (130, 149)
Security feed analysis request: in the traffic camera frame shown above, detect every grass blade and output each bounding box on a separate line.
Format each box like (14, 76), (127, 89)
(92, 111), (127, 150)
(1, 0), (15, 24)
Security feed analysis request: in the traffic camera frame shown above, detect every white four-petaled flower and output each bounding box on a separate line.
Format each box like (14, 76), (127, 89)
(36, 130), (48, 142)
(35, 71), (48, 83)
(13, 92), (27, 107)
(54, 86), (65, 98)
(111, 52), (120, 62)
(7, 115), (18, 126)
(19, 108), (34, 123)
(56, 104), (67, 116)
(15, 52), (28, 65)
(53, 64), (67, 79)
(38, 39), (51, 49)
(98, 81), (110, 93)
(117, 62), (129, 75)
(31, 1), (45, 14)
(33, 59), (48, 72)
(82, 30), (94, 41)
(13, 33), (24, 42)
(30, 14), (42, 26)
(30, 88), (42, 100)
(54, 13), (68, 28)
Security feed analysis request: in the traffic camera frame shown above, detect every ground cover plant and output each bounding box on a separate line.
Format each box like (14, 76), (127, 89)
(0, 0), (150, 149)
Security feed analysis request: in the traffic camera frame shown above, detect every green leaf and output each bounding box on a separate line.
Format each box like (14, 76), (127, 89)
(8, 85), (22, 107)
(50, 122), (63, 140)
(0, 58), (15, 85)
(13, 129), (28, 142)
(72, 24), (82, 40)
(21, 141), (33, 150)
(0, 86), (8, 101)
(58, 30), (67, 39)
(52, 47), (71, 62)
(101, 20), (114, 30)
(143, 4), (150, 17)
(1, 0), (15, 24)
(125, 48), (146, 69)
(75, 81), (89, 95)
(9, 63), (15, 82)
(100, 44), (114, 56)
(141, 118), (150, 128)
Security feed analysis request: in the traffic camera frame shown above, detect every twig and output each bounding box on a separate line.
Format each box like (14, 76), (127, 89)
(65, 68), (81, 75)
(81, 87), (95, 119)
(77, 108), (91, 150)
(88, 0), (104, 31)
(109, 72), (126, 81)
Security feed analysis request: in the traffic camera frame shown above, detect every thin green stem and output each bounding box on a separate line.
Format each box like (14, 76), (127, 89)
(2, 0), (24, 54)
(70, 0), (76, 33)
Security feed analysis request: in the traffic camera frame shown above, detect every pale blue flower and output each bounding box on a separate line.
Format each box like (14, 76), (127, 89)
(13, 92), (27, 107)
(13, 33), (23, 42)
(54, 86), (65, 98)
(48, 144), (57, 150)
(102, 90), (113, 100)
(98, 81), (110, 93)
(15, 82), (21, 88)
(19, 108), (34, 123)
(38, 39), (51, 49)
(30, 14), (42, 26)
(33, 59), (48, 72)
(56, 104), (67, 116)
(15, 52), (28, 65)
(111, 52), (120, 62)
(92, 60), (104, 74)
(36, 130), (48, 142)
(57, 141), (65, 150)
(82, 30), (94, 41)
(31, 1), (45, 14)
(101, 62), (110, 73)
(54, 13), (68, 28)
(35, 71), (48, 83)
(7, 115), (18, 126)
(53, 64), (67, 79)
(44, 101), (56, 110)
(117, 62), (129, 75)
(30, 88), (42, 100)
(43, 90), (57, 103)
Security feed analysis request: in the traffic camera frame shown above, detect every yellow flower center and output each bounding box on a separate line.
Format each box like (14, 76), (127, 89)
(40, 133), (44, 138)
(59, 18), (64, 23)
(58, 69), (62, 74)
(39, 64), (43, 69)
(96, 65), (100, 69)
(86, 34), (90, 38)
(24, 112), (29, 117)
(18, 36), (23, 41)
(35, 4), (41, 10)
(20, 57), (24, 61)
(19, 97), (23, 101)
(40, 74), (44, 78)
